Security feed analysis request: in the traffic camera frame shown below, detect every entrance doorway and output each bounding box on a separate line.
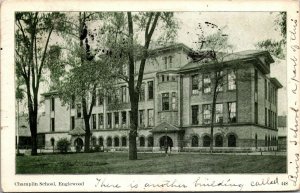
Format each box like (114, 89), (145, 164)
(74, 138), (83, 152)
(159, 136), (173, 148)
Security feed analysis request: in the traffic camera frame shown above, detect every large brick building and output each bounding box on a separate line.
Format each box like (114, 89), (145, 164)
(37, 43), (282, 152)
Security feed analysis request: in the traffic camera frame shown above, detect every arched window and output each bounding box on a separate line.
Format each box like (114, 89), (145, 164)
(51, 138), (55, 146)
(91, 137), (97, 146)
(107, 137), (112, 147)
(191, 135), (199, 147)
(140, 137), (145, 147)
(114, 137), (119, 147)
(203, 135), (210, 147)
(147, 136), (153, 147)
(121, 136), (127, 147)
(215, 135), (223, 147)
(99, 137), (104, 146)
(228, 134), (236, 147)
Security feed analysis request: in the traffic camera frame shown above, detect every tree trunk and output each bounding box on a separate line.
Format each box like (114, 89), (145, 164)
(84, 116), (91, 153)
(29, 109), (38, 155)
(210, 82), (218, 153)
(129, 99), (138, 160)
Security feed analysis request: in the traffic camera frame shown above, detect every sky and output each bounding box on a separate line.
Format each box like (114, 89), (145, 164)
(175, 12), (283, 51)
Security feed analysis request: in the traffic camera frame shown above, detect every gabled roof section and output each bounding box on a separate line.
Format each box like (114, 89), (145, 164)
(151, 122), (182, 133)
(148, 43), (191, 56)
(69, 127), (85, 136)
(180, 50), (274, 74)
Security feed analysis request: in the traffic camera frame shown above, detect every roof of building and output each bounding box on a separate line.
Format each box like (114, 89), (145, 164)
(41, 90), (59, 97)
(270, 78), (283, 88)
(278, 116), (287, 127)
(180, 50), (274, 73)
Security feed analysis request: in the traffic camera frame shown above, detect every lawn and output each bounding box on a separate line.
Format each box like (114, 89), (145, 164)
(16, 152), (286, 174)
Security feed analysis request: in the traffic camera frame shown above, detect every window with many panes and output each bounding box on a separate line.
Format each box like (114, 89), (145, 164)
(148, 109), (154, 127)
(121, 86), (127, 103)
(191, 74), (199, 95)
(121, 111), (126, 125)
(162, 93), (169, 111)
(114, 112), (119, 127)
(203, 74), (211, 93)
(107, 113), (112, 128)
(92, 114), (96, 129)
(98, 113), (103, 128)
(216, 71), (223, 92)
(139, 110), (145, 127)
(228, 70), (236, 90)
(98, 90), (103, 106)
(191, 105), (199, 125)
(228, 102), (236, 123)
(148, 81), (154, 100)
(203, 104), (211, 124)
(215, 103), (223, 123)
(139, 83), (145, 101)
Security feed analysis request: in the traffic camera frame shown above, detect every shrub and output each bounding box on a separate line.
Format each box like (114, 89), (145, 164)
(94, 145), (100, 152)
(56, 138), (70, 153)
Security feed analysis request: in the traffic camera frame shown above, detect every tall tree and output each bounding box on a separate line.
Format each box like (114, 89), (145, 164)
(15, 12), (67, 155)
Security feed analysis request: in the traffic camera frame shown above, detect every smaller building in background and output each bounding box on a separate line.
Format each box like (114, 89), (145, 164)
(16, 114), (31, 149)
(277, 115), (287, 151)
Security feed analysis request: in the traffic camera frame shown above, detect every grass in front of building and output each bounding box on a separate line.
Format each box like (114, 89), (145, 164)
(16, 152), (286, 174)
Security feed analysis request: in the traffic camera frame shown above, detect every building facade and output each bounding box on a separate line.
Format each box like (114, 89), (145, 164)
(37, 44), (282, 152)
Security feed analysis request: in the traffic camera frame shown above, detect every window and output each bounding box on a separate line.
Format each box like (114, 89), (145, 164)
(171, 92), (176, 110)
(268, 109), (271, 127)
(99, 137), (104, 146)
(121, 86), (127, 103)
(162, 75), (165, 82)
(191, 74), (199, 95)
(140, 137), (145, 147)
(268, 82), (270, 101)
(121, 111), (126, 125)
(92, 90), (96, 106)
(51, 98), (55, 111)
(191, 105), (199, 125)
(255, 69), (258, 92)
(228, 70), (236, 90)
(91, 137), (97, 146)
(114, 137), (119, 147)
(139, 110), (145, 127)
(215, 135), (223, 147)
(265, 79), (267, 99)
(51, 118), (55, 132)
(107, 94), (112, 104)
(107, 137), (112, 147)
(162, 93), (169, 111)
(98, 90), (103, 106)
(203, 104), (211, 124)
(139, 84), (145, 101)
(71, 116), (75, 130)
(77, 104), (82, 118)
(164, 56), (168, 69)
(228, 102), (236, 123)
(254, 102), (258, 124)
(228, 134), (236, 147)
(92, 114), (96, 130)
(265, 108), (267, 126)
(148, 81), (154, 100)
(215, 104), (223, 123)
(51, 138), (55, 146)
(107, 113), (112, 128)
(148, 136), (153, 147)
(98, 113), (103, 128)
(148, 109), (154, 127)
(216, 71), (223, 92)
(169, 56), (173, 67)
(203, 135), (210, 147)
(121, 136), (127, 147)
(71, 95), (75, 109)
(114, 112), (119, 127)
(191, 136), (199, 147)
(203, 74), (211, 93)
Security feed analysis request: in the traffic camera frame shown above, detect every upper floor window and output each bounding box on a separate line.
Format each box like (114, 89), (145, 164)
(254, 69), (258, 92)
(139, 110), (145, 127)
(76, 104), (82, 118)
(51, 97), (55, 111)
(203, 104), (211, 124)
(162, 93), (169, 111)
(97, 90), (103, 106)
(121, 86), (127, 103)
(216, 71), (223, 92)
(139, 83), (145, 101)
(107, 113), (112, 128)
(191, 74), (199, 95)
(148, 109), (154, 127)
(228, 102), (236, 123)
(169, 56), (173, 68)
(255, 102), (258, 124)
(164, 57), (168, 69)
(98, 113), (103, 128)
(71, 116), (75, 130)
(148, 81), (154, 100)
(203, 74), (211, 93)
(51, 118), (55, 132)
(71, 95), (75, 109)
(114, 112), (119, 127)
(228, 70), (236, 90)
(191, 105), (199, 125)
(171, 92), (177, 110)
(215, 103), (223, 123)
(264, 79), (267, 100)
(92, 114), (96, 130)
